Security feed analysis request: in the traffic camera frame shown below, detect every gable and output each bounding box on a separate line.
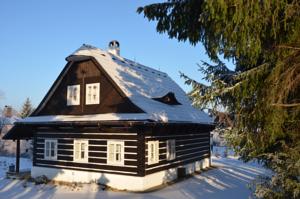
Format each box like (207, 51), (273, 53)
(34, 59), (144, 116)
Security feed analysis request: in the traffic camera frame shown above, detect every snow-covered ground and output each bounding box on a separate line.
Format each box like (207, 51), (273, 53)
(0, 156), (32, 177)
(0, 147), (268, 199)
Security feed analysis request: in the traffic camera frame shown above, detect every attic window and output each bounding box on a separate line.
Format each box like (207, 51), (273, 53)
(67, 85), (80, 106)
(152, 92), (182, 105)
(86, 83), (100, 105)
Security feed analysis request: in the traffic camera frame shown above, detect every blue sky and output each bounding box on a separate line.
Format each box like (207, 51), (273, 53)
(0, 0), (233, 111)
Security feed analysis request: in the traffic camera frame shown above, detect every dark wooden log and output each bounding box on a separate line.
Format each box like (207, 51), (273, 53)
(137, 133), (146, 176)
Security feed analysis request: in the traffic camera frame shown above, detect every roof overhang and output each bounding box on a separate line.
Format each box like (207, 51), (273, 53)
(3, 120), (215, 140)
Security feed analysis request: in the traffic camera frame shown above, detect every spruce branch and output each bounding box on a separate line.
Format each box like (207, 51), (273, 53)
(272, 103), (300, 107)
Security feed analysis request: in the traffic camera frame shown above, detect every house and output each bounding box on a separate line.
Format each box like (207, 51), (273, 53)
(4, 41), (214, 191)
(0, 106), (30, 157)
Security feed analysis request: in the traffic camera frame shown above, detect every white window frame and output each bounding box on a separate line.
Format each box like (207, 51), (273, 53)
(166, 139), (176, 160)
(67, 84), (80, 106)
(85, 83), (100, 105)
(107, 140), (124, 166)
(148, 141), (159, 165)
(73, 139), (89, 163)
(44, 139), (57, 160)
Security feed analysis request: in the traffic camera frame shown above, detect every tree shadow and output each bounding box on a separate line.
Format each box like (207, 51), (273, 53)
(150, 158), (267, 199)
(0, 177), (57, 199)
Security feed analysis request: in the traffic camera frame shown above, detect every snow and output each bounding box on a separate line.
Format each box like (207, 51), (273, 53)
(0, 147), (269, 199)
(0, 116), (20, 127)
(28, 44), (212, 124)
(0, 156), (32, 177)
(21, 113), (151, 123)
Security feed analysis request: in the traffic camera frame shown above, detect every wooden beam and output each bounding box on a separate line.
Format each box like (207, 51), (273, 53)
(16, 139), (20, 173)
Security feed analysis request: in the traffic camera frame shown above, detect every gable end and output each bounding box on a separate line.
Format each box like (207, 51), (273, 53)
(33, 57), (144, 116)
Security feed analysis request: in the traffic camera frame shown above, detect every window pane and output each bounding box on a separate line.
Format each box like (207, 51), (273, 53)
(116, 153), (120, 161)
(88, 86), (92, 102)
(150, 144), (154, 162)
(167, 140), (175, 160)
(45, 142), (50, 157)
(53, 142), (57, 157)
(116, 144), (121, 162)
(81, 143), (86, 159)
(148, 141), (159, 164)
(108, 144), (114, 162)
(73, 87), (77, 101)
(75, 142), (80, 160)
(116, 144), (121, 153)
(69, 88), (73, 99)
(93, 85), (97, 100)
(167, 140), (170, 160)
(171, 140), (176, 159)
(155, 142), (159, 162)
(51, 142), (55, 157)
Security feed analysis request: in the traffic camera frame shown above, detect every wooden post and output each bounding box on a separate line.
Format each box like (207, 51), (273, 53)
(16, 139), (20, 173)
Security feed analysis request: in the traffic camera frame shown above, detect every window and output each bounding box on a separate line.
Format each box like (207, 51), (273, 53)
(74, 140), (88, 163)
(166, 139), (176, 160)
(148, 141), (159, 165)
(152, 92), (182, 105)
(86, 83), (100, 105)
(107, 140), (124, 165)
(44, 139), (57, 160)
(67, 85), (80, 106)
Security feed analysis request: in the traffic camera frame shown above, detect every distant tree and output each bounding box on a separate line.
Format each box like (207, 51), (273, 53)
(20, 98), (33, 118)
(18, 99), (34, 158)
(138, 1), (300, 198)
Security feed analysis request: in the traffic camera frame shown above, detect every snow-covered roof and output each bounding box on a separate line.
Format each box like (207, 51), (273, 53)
(24, 44), (212, 124)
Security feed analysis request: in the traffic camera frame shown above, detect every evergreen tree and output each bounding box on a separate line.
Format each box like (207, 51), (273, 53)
(138, 1), (300, 198)
(20, 98), (33, 118)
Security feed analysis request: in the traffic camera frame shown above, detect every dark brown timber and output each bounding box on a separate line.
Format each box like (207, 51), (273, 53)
(16, 139), (20, 173)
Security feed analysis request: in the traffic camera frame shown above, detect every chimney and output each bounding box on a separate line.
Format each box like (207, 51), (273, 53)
(3, 105), (13, 118)
(108, 40), (120, 56)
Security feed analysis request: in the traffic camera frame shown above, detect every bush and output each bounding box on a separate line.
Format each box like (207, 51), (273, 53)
(34, 175), (49, 185)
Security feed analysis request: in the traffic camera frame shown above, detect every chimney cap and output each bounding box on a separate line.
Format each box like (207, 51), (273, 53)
(109, 40), (120, 48)
(108, 40), (120, 56)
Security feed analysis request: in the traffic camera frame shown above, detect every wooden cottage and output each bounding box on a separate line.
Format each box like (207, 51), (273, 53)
(4, 41), (214, 191)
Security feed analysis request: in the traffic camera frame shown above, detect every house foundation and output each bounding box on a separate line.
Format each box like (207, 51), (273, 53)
(31, 157), (210, 191)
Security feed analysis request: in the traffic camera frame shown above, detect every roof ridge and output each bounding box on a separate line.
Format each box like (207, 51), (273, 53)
(75, 44), (168, 78)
